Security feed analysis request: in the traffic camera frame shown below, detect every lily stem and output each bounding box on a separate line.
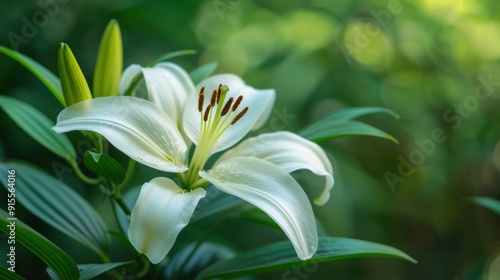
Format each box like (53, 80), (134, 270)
(70, 160), (101, 185)
(117, 158), (136, 191)
(113, 191), (131, 216)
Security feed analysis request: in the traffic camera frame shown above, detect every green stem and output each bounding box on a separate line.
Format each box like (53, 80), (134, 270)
(136, 254), (151, 279)
(117, 159), (136, 191)
(95, 134), (104, 153)
(70, 160), (101, 185)
(113, 192), (131, 216)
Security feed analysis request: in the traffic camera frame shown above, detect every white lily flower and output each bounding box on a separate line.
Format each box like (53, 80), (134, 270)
(53, 63), (334, 263)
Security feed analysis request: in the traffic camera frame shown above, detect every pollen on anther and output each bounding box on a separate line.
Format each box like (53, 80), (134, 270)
(221, 97), (234, 116)
(217, 84), (222, 103)
(232, 95), (243, 111)
(231, 107), (248, 125)
(198, 87), (205, 113)
(210, 90), (217, 106)
(204, 104), (212, 122)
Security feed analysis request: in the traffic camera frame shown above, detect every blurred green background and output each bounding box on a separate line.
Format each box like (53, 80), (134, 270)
(1, 0), (500, 279)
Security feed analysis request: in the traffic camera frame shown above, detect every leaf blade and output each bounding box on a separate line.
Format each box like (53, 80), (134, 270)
(0, 209), (79, 280)
(189, 62), (219, 85)
(300, 120), (398, 144)
(83, 151), (126, 185)
(0, 161), (110, 258)
(0, 45), (64, 106)
(196, 237), (416, 279)
(0, 96), (76, 160)
(466, 196), (500, 215)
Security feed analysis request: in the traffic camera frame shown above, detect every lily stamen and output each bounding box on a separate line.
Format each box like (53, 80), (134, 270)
(231, 107), (248, 125)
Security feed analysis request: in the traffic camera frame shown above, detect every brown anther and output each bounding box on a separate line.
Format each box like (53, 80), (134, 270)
(210, 89), (217, 106)
(217, 84), (222, 103)
(203, 104), (212, 122)
(231, 107), (248, 125)
(198, 87), (205, 113)
(221, 97), (234, 116)
(232, 95), (243, 111)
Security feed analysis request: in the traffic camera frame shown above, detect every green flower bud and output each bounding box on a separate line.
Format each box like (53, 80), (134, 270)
(58, 43), (92, 106)
(93, 19), (123, 97)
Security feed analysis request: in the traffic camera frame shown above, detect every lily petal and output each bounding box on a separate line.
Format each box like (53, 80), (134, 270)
(183, 74), (275, 154)
(199, 156), (317, 260)
(128, 177), (206, 264)
(53, 96), (188, 173)
(119, 63), (194, 124)
(218, 131), (334, 205)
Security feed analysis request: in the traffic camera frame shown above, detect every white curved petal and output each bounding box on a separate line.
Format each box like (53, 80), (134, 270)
(199, 157), (317, 260)
(128, 177), (206, 264)
(119, 63), (194, 125)
(53, 96), (188, 173)
(182, 74), (276, 154)
(119, 64), (142, 95)
(218, 131), (334, 205)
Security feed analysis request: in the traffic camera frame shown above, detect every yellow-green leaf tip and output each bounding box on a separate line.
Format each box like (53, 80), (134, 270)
(58, 43), (92, 106)
(93, 19), (123, 97)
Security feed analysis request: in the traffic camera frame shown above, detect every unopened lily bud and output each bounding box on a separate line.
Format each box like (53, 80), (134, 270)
(93, 19), (123, 97)
(58, 43), (92, 106)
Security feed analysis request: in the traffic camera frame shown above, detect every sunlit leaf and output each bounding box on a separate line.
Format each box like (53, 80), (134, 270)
(0, 96), (76, 161)
(0, 160), (110, 259)
(190, 62), (219, 85)
(84, 151), (126, 185)
(0, 209), (79, 280)
(196, 237), (416, 279)
(300, 120), (398, 144)
(466, 196), (500, 215)
(299, 107), (399, 144)
(319, 107), (399, 122)
(147, 49), (197, 67)
(0, 45), (64, 106)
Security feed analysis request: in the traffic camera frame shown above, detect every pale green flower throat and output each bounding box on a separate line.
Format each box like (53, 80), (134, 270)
(183, 84), (249, 189)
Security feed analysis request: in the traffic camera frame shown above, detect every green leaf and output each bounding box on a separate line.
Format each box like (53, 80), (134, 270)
(0, 209), (79, 280)
(196, 237), (416, 279)
(84, 151), (126, 185)
(299, 107), (399, 144)
(165, 242), (235, 280)
(0, 45), (64, 106)
(466, 196), (500, 215)
(0, 161), (110, 259)
(190, 62), (219, 85)
(0, 96), (76, 161)
(47, 261), (132, 280)
(318, 107), (399, 122)
(0, 265), (25, 280)
(234, 208), (281, 231)
(147, 49), (197, 67)
(191, 190), (248, 222)
(300, 120), (398, 144)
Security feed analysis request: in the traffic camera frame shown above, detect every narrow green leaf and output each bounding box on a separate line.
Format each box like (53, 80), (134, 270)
(0, 161), (110, 259)
(0, 209), (79, 280)
(93, 19), (123, 97)
(83, 151), (126, 185)
(300, 120), (398, 144)
(147, 49), (197, 67)
(320, 107), (399, 122)
(0, 45), (64, 106)
(196, 237), (416, 279)
(466, 196), (500, 215)
(235, 209), (281, 231)
(191, 190), (248, 222)
(0, 96), (76, 161)
(165, 243), (235, 280)
(0, 265), (25, 280)
(190, 62), (219, 85)
(48, 261), (133, 280)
